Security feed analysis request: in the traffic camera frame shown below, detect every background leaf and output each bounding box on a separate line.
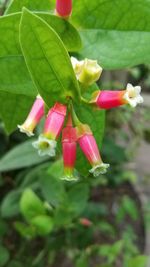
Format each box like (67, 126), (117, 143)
(0, 245), (10, 266)
(20, 188), (46, 222)
(5, 0), (55, 14)
(72, 0), (150, 69)
(20, 9), (81, 107)
(0, 139), (48, 172)
(40, 162), (65, 207)
(1, 189), (21, 218)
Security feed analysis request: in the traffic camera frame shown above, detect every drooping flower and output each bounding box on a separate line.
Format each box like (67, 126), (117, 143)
(33, 102), (67, 157)
(76, 124), (109, 177)
(18, 95), (44, 137)
(91, 83), (143, 109)
(71, 57), (102, 86)
(55, 0), (72, 18)
(61, 114), (78, 181)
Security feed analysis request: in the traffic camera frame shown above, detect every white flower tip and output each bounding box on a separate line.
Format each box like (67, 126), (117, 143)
(36, 94), (42, 99)
(32, 135), (57, 157)
(18, 125), (34, 137)
(60, 174), (79, 182)
(89, 163), (110, 177)
(124, 83), (144, 107)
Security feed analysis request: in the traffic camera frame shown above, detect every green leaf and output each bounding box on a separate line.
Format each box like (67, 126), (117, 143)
(72, 0), (150, 69)
(38, 13), (82, 52)
(75, 102), (105, 176)
(31, 215), (53, 235)
(5, 0), (55, 14)
(20, 8), (81, 107)
(20, 188), (46, 222)
(0, 139), (48, 172)
(67, 183), (89, 217)
(54, 183), (89, 226)
(40, 162), (65, 206)
(1, 189), (21, 218)
(14, 221), (36, 239)
(0, 12), (81, 133)
(127, 255), (148, 267)
(0, 13), (36, 133)
(0, 246), (10, 266)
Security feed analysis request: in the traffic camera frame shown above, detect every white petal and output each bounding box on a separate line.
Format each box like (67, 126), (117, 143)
(32, 135), (57, 157)
(124, 83), (143, 107)
(18, 125), (34, 137)
(89, 163), (110, 177)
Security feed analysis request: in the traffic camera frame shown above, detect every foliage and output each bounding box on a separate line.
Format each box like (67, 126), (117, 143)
(0, 0), (149, 266)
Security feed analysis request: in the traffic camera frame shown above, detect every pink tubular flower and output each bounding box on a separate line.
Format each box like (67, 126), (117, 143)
(61, 115), (78, 181)
(33, 102), (67, 157)
(56, 0), (72, 18)
(18, 95), (44, 137)
(76, 124), (109, 177)
(92, 83), (143, 109)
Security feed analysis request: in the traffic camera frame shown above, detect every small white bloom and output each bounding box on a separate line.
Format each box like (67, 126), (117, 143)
(32, 135), (57, 157)
(89, 163), (110, 177)
(71, 56), (84, 77)
(18, 124), (34, 137)
(71, 57), (102, 85)
(123, 83), (144, 107)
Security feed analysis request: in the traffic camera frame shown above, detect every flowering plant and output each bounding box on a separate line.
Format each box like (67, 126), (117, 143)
(0, 0), (148, 266)
(0, 0), (144, 180)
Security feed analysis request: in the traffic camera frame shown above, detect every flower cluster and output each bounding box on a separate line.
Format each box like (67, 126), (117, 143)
(18, 55), (143, 180)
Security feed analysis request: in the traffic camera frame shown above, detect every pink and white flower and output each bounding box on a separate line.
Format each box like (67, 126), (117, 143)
(92, 83), (143, 109)
(18, 95), (44, 137)
(76, 124), (109, 177)
(33, 102), (67, 157)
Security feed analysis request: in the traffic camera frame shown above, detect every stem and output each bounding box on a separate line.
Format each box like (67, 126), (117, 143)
(81, 96), (91, 104)
(70, 102), (81, 126)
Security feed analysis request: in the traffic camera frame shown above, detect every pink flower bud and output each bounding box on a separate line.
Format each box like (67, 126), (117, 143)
(76, 124), (109, 177)
(33, 102), (67, 157)
(56, 0), (72, 18)
(18, 95), (44, 136)
(61, 115), (78, 181)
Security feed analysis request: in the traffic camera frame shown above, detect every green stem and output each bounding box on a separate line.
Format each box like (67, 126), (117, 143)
(81, 96), (91, 104)
(70, 102), (81, 126)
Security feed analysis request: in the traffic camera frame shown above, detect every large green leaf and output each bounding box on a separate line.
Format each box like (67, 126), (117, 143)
(5, 0), (55, 14)
(0, 13), (36, 133)
(0, 139), (48, 172)
(72, 0), (150, 69)
(0, 12), (81, 133)
(20, 8), (81, 107)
